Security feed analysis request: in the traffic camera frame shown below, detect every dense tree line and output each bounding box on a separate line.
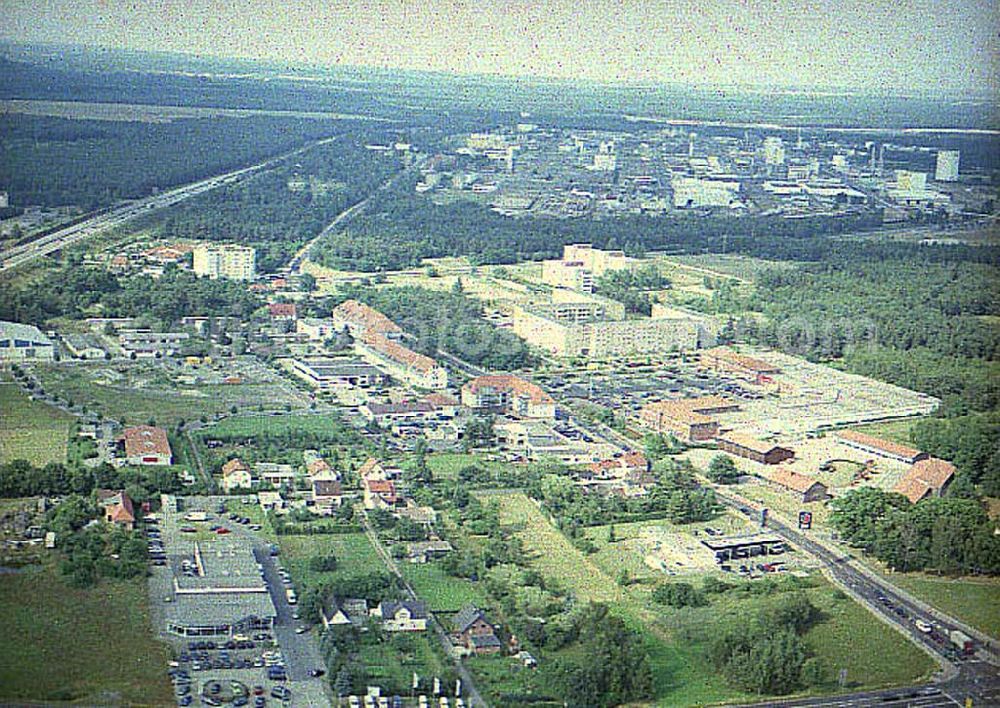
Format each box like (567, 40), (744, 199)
(552, 604), (654, 708)
(911, 413), (1000, 496)
(312, 183), (895, 272)
(0, 263), (261, 327)
(708, 594), (825, 695)
(0, 460), (181, 505)
(337, 283), (534, 370)
(830, 487), (1000, 575)
(0, 113), (344, 209)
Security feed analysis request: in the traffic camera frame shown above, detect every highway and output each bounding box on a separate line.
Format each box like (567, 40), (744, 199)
(0, 137), (337, 274)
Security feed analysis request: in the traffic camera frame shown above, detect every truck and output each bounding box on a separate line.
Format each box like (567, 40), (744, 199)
(949, 629), (974, 655)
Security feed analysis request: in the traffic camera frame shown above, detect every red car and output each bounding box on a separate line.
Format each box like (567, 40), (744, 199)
(216, 527), (231, 535)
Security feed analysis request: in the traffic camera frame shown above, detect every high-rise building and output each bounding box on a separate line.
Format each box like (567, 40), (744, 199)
(192, 244), (256, 281)
(935, 150), (960, 182)
(762, 137), (785, 166)
(895, 170), (928, 192)
(0, 191), (8, 208)
(592, 141), (616, 171)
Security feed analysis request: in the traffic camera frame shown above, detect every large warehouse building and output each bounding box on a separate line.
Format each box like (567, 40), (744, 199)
(0, 321), (55, 362)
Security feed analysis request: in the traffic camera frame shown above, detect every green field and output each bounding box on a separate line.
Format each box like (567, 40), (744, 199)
(0, 563), (172, 705)
(32, 363), (305, 428)
(846, 418), (926, 445)
(883, 573), (1000, 638)
(401, 561), (488, 612)
(278, 531), (378, 587)
(0, 381), (72, 466)
(203, 412), (351, 438)
(487, 491), (935, 706)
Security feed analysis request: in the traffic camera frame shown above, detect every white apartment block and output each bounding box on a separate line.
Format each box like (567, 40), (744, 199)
(192, 244), (256, 281)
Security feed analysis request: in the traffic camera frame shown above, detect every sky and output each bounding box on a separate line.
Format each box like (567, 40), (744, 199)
(3, 0), (998, 92)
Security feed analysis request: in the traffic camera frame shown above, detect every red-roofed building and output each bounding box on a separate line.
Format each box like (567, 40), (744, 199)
(364, 478), (400, 510)
(97, 489), (136, 530)
(312, 478), (344, 514)
(700, 347), (781, 384)
(758, 467), (828, 503)
(716, 433), (795, 465)
(834, 430), (927, 465)
(357, 332), (448, 390)
(893, 458), (956, 504)
(122, 425), (173, 466)
(332, 300), (403, 338)
(461, 375), (556, 419)
(587, 451), (649, 479)
(268, 302), (297, 321)
(638, 396), (739, 443)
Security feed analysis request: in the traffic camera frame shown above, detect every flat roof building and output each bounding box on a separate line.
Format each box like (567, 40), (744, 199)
(461, 375), (556, 419)
(192, 243), (256, 281)
(291, 358), (388, 390)
(0, 321), (55, 362)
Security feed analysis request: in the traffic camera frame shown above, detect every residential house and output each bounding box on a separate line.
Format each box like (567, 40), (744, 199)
(372, 600), (427, 632)
(363, 479), (399, 510)
(221, 458), (254, 492)
(322, 597), (370, 629)
(452, 605), (502, 655)
(97, 489), (136, 530)
(311, 478), (344, 515)
(268, 302), (297, 322)
(253, 462), (296, 488)
(405, 540), (454, 563)
(587, 451), (649, 479)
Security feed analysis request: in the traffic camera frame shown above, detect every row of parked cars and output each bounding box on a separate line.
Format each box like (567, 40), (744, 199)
(147, 517), (167, 566)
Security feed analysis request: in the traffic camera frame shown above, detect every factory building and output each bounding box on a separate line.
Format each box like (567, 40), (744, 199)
(0, 321), (55, 362)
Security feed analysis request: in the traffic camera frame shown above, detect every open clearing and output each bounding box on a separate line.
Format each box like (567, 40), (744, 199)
(0, 563), (172, 705)
(489, 491), (935, 705)
(0, 381), (72, 465)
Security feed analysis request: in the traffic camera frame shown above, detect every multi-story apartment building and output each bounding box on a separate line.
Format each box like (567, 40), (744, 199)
(192, 244), (256, 281)
(461, 375), (556, 419)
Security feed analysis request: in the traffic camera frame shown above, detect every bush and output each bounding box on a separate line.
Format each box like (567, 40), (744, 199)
(652, 582), (707, 608)
(308, 553), (339, 572)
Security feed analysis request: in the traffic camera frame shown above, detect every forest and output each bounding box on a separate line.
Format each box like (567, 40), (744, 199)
(830, 487), (1000, 575)
(0, 113), (350, 210)
(0, 263), (261, 327)
(112, 135), (403, 271)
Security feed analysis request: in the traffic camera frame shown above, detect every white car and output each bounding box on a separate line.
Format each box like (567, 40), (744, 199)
(914, 619), (933, 633)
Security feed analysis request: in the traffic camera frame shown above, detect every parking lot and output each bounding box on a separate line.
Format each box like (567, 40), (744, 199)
(149, 495), (330, 707)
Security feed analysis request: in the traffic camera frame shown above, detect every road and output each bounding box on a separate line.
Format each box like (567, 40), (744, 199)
(0, 137), (337, 274)
(358, 507), (488, 708)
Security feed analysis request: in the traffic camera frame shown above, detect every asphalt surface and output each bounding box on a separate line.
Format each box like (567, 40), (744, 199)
(151, 496), (331, 707)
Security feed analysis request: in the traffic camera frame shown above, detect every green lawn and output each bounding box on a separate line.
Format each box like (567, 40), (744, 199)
(33, 363), (305, 428)
(846, 418), (927, 445)
(427, 452), (507, 481)
(279, 531), (378, 588)
(357, 632), (450, 695)
(401, 562), (488, 612)
(0, 381), (72, 466)
(0, 563), (173, 705)
(882, 573), (1000, 638)
(202, 412), (351, 438)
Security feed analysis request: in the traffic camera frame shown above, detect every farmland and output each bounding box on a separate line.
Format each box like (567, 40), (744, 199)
(0, 380), (72, 466)
(0, 562), (172, 705)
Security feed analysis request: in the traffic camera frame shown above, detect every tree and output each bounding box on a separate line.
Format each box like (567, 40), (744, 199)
(708, 454), (740, 484)
(652, 582), (707, 608)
